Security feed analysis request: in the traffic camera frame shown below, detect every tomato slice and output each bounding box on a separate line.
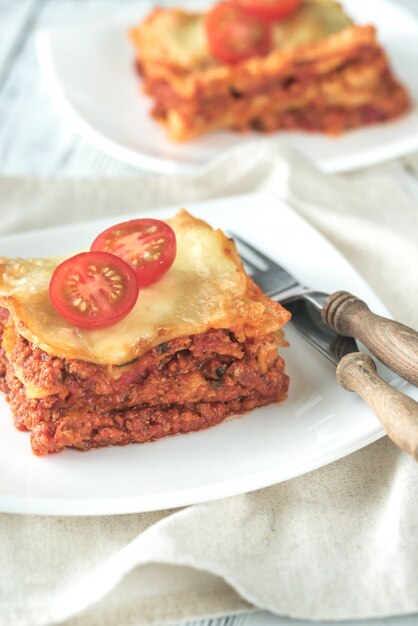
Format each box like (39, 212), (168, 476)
(91, 219), (176, 288)
(233, 0), (300, 21)
(49, 251), (139, 329)
(205, 2), (272, 65)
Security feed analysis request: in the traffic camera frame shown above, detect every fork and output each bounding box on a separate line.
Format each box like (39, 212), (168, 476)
(231, 233), (418, 387)
(231, 233), (418, 460)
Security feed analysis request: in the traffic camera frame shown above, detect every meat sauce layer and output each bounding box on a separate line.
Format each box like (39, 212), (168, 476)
(0, 320), (289, 455)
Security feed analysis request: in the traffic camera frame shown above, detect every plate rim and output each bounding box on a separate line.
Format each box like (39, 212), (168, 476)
(35, 0), (418, 176)
(36, 31), (197, 176)
(0, 430), (383, 516)
(0, 191), (397, 515)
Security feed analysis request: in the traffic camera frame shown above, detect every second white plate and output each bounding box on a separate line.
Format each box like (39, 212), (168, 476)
(36, 0), (418, 175)
(1, 193), (417, 516)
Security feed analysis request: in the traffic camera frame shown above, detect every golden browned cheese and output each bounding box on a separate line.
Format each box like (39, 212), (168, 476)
(0, 211), (290, 365)
(130, 0), (352, 72)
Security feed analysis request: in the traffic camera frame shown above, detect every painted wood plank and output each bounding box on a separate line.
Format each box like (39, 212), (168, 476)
(0, 0), (39, 80)
(0, 0), (148, 176)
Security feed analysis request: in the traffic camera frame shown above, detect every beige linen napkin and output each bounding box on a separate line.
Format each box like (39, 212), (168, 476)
(1, 143), (418, 626)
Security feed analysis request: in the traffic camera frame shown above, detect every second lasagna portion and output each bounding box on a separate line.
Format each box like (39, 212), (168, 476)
(0, 210), (291, 455)
(1, 324), (288, 455)
(129, 0), (410, 141)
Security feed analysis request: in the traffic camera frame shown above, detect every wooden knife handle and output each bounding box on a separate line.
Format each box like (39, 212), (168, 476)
(337, 353), (418, 460)
(323, 291), (418, 387)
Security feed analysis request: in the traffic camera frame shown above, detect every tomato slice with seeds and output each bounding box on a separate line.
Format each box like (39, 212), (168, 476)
(233, 0), (300, 21)
(91, 219), (176, 288)
(205, 2), (272, 65)
(49, 251), (139, 329)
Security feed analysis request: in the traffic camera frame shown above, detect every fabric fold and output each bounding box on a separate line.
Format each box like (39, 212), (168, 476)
(1, 142), (418, 626)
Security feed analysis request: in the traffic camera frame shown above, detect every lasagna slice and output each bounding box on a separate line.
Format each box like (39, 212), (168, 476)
(129, 0), (410, 141)
(0, 211), (290, 456)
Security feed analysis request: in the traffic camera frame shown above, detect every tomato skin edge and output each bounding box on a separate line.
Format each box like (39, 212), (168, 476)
(134, 235), (176, 287)
(49, 251), (140, 330)
(205, 2), (272, 65)
(90, 218), (177, 288)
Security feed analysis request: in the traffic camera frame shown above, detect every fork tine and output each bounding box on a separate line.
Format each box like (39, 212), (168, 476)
(230, 232), (279, 269)
(229, 231), (301, 296)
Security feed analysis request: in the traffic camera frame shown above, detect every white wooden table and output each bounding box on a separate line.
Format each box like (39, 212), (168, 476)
(1, 1), (417, 625)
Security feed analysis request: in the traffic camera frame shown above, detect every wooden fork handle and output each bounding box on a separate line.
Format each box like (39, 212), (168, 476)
(337, 353), (418, 461)
(323, 291), (418, 387)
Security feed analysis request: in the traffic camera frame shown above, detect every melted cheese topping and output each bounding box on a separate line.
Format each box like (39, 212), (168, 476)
(132, 0), (352, 70)
(0, 211), (290, 365)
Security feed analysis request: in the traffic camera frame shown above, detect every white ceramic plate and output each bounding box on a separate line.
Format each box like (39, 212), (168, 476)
(36, 0), (418, 175)
(0, 193), (416, 516)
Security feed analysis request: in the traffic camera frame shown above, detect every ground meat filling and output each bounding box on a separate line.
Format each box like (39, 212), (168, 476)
(0, 311), (7, 394)
(143, 47), (410, 140)
(0, 318), (289, 456)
